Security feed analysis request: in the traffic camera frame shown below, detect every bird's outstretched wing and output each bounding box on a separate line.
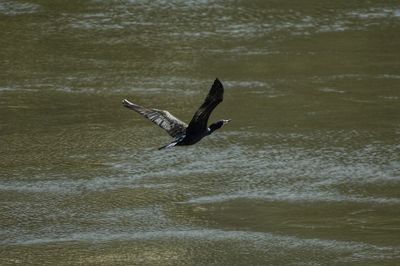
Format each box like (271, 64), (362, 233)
(186, 78), (224, 135)
(122, 99), (187, 138)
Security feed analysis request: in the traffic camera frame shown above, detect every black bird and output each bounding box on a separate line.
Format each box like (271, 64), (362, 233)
(122, 78), (230, 150)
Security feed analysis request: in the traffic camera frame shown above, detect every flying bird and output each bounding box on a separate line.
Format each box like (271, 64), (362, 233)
(122, 78), (230, 150)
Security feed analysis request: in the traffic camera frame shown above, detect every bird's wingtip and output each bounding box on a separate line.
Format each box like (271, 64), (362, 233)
(122, 99), (135, 108)
(213, 78), (223, 87)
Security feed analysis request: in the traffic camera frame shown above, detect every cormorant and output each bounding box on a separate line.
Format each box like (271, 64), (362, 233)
(122, 78), (230, 150)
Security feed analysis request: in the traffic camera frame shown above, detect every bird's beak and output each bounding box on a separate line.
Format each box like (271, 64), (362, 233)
(223, 119), (231, 124)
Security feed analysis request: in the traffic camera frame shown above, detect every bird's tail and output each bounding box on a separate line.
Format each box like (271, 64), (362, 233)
(158, 141), (179, 150)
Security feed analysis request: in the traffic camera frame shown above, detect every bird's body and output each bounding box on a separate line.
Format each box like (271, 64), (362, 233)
(122, 78), (230, 149)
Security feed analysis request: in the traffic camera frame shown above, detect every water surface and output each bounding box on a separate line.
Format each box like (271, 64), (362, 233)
(1, 0), (400, 265)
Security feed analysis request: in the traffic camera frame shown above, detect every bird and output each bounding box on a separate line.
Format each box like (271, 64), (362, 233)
(122, 78), (230, 150)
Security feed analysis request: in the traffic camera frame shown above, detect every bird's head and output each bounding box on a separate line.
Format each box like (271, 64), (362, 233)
(208, 119), (231, 133)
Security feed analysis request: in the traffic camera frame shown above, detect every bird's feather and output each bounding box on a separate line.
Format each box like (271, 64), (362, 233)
(122, 99), (187, 138)
(186, 78), (224, 135)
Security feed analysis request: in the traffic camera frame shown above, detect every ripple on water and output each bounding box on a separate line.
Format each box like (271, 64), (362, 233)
(5, 228), (399, 262)
(110, 130), (399, 206)
(0, 1), (40, 16)
(2, 130), (398, 205)
(63, 2), (400, 44)
(348, 7), (400, 19)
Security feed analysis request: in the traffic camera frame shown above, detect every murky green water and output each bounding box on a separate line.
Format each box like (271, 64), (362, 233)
(1, 0), (400, 265)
